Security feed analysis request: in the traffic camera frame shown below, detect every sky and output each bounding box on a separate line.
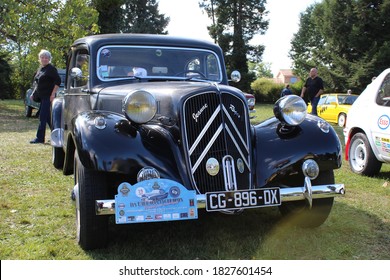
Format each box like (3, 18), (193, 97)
(158, 0), (317, 77)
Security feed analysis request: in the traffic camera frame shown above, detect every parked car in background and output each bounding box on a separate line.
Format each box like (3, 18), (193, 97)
(307, 93), (358, 127)
(51, 34), (344, 250)
(344, 68), (390, 176)
(24, 69), (66, 117)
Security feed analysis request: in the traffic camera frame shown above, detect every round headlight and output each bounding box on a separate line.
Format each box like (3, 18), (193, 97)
(274, 95), (307, 126)
(122, 90), (157, 123)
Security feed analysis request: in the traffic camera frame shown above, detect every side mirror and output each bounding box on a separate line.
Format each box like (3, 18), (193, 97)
(230, 70), (241, 83)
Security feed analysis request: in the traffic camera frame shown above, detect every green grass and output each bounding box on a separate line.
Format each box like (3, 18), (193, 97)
(0, 100), (389, 259)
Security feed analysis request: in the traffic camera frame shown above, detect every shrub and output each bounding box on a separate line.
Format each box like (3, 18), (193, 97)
(251, 78), (304, 103)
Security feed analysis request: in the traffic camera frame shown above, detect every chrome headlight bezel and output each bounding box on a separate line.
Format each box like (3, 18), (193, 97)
(274, 95), (307, 126)
(122, 90), (157, 124)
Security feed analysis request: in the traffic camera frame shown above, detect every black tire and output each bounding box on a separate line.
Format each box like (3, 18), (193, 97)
(25, 106), (33, 118)
(337, 113), (346, 127)
(279, 170), (335, 228)
(52, 146), (65, 170)
(74, 152), (109, 250)
(348, 132), (382, 176)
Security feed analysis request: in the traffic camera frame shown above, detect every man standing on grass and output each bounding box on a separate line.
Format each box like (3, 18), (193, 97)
(300, 68), (324, 115)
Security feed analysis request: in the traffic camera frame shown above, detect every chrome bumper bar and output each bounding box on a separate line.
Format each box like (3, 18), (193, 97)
(94, 179), (345, 216)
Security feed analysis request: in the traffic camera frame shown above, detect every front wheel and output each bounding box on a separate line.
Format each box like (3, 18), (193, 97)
(348, 132), (382, 176)
(278, 170), (335, 228)
(75, 152), (109, 250)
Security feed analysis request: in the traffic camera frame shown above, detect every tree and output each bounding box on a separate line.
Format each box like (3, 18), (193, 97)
(199, 0), (268, 92)
(290, 0), (390, 92)
(248, 61), (273, 78)
(0, 52), (12, 99)
(92, 0), (124, 33)
(0, 0), (99, 98)
(121, 0), (169, 34)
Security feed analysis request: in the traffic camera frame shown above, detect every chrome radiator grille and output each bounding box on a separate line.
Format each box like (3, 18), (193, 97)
(182, 91), (252, 194)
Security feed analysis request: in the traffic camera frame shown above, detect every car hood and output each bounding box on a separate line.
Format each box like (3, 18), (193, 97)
(92, 81), (243, 122)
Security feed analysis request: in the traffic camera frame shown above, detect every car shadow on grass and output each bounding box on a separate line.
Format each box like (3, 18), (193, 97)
(83, 201), (390, 260)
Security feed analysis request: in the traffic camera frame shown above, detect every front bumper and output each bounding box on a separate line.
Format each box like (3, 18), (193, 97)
(94, 177), (345, 215)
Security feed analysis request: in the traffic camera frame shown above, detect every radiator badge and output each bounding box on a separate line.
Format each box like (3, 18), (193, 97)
(206, 157), (220, 176)
(229, 104), (241, 119)
(192, 103), (208, 122)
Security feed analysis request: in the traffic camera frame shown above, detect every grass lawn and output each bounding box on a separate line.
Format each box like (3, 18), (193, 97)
(0, 99), (389, 260)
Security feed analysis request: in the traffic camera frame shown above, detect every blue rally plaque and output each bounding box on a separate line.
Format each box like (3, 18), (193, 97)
(115, 179), (198, 224)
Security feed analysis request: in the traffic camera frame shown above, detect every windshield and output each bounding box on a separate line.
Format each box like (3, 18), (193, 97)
(97, 46), (222, 82)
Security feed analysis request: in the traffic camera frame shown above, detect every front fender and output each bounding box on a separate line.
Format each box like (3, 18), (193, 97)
(253, 115), (342, 187)
(73, 111), (188, 185)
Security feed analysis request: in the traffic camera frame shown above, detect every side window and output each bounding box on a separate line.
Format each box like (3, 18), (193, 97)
(71, 52), (90, 88)
(325, 96), (336, 105)
(376, 73), (390, 106)
(318, 95), (327, 106)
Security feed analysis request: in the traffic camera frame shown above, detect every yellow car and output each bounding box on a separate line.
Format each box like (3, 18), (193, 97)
(307, 93), (359, 127)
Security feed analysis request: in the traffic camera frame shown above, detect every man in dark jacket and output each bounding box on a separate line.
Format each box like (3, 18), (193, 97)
(300, 68), (324, 115)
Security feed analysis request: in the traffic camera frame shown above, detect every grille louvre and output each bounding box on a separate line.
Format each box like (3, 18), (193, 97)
(182, 91), (251, 194)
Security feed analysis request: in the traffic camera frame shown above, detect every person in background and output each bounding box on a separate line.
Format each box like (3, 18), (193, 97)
(29, 49), (61, 144)
(300, 68), (324, 115)
(347, 89), (352, 95)
(280, 84), (293, 97)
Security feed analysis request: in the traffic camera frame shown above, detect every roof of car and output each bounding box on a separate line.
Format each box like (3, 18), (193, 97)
(73, 33), (221, 52)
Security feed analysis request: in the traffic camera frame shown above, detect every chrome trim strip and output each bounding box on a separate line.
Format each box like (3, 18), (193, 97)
(222, 105), (249, 153)
(189, 105), (221, 156)
(191, 124), (223, 174)
(225, 125), (250, 169)
(95, 183), (345, 215)
(222, 155), (237, 191)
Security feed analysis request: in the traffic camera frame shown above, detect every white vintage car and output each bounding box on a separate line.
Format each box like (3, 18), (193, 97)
(344, 68), (390, 176)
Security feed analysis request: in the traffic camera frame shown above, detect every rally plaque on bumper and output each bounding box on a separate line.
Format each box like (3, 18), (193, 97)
(206, 188), (281, 211)
(115, 179), (198, 224)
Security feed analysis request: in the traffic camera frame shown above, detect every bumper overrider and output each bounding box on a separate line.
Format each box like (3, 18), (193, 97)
(88, 177), (344, 223)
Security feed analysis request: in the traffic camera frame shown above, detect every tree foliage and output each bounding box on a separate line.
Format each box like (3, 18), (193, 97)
(199, 0), (268, 92)
(92, 0), (124, 33)
(290, 0), (390, 92)
(121, 0), (169, 34)
(0, 0), (99, 98)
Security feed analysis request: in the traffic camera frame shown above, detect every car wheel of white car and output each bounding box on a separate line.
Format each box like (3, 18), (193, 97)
(349, 132), (382, 176)
(278, 170), (335, 228)
(74, 152), (109, 250)
(338, 113), (346, 127)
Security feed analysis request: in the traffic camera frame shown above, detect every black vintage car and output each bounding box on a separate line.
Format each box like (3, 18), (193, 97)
(51, 34), (345, 250)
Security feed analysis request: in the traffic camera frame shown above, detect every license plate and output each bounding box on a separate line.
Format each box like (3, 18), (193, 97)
(205, 188), (280, 211)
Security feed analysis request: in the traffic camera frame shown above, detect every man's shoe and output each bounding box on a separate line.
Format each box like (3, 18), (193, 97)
(29, 138), (44, 144)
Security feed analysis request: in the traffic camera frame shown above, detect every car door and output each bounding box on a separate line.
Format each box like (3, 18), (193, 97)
(368, 73), (390, 162)
(319, 94), (337, 122)
(316, 95), (328, 118)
